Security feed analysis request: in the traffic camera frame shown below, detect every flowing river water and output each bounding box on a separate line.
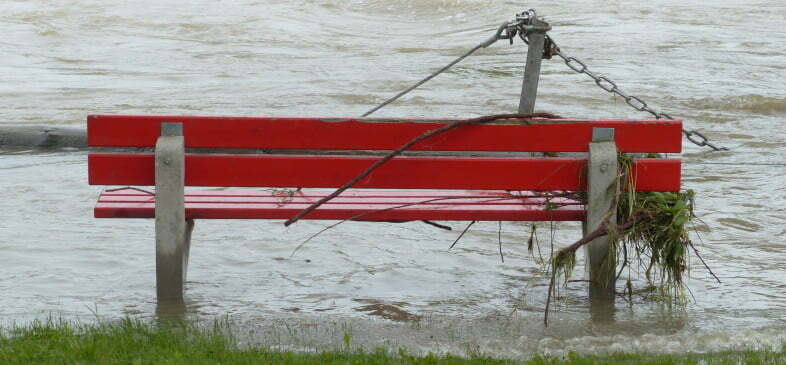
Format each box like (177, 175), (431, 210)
(1, 0), (785, 358)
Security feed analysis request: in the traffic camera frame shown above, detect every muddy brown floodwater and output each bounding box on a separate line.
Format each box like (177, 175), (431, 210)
(1, 0), (785, 359)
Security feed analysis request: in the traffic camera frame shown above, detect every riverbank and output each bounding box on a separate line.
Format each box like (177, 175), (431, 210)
(1, 319), (784, 364)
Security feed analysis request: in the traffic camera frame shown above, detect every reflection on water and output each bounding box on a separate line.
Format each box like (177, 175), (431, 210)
(1, 0), (786, 357)
(155, 299), (188, 322)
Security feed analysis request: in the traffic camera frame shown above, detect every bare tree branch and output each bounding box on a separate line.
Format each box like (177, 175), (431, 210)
(284, 113), (558, 226)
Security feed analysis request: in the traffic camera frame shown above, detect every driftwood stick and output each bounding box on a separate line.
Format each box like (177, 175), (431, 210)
(556, 215), (645, 257)
(283, 113), (558, 226)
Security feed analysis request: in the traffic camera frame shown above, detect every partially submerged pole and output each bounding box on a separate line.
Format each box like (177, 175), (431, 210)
(155, 122), (194, 303)
(585, 128), (618, 301)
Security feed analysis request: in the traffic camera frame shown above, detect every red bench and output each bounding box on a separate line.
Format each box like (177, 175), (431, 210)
(87, 115), (682, 302)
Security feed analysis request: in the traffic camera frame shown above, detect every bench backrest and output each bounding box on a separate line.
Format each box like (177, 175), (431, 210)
(87, 115), (682, 192)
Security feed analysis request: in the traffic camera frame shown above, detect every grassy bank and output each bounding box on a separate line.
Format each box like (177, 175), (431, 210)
(1, 319), (784, 364)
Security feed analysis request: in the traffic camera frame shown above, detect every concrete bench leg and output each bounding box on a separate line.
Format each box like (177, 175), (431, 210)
(585, 128), (618, 304)
(154, 123), (192, 302)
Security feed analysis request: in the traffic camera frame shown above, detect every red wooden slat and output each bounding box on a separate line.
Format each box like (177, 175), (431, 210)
(629, 158), (682, 191)
(94, 198), (585, 222)
(88, 154), (681, 191)
(87, 115), (683, 153)
(95, 202), (585, 221)
(98, 189), (583, 206)
(99, 195), (579, 206)
(100, 189), (553, 198)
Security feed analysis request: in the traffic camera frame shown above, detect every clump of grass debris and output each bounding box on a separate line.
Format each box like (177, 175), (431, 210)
(547, 154), (706, 319)
(616, 154), (698, 292)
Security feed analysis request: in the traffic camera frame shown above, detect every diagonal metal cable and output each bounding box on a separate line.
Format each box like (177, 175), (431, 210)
(362, 23), (511, 117)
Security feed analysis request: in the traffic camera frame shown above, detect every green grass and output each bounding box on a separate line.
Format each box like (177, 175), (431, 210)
(1, 318), (785, 364)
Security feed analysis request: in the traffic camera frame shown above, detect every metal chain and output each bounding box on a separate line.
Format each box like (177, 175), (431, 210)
(544, 37), (729, 151)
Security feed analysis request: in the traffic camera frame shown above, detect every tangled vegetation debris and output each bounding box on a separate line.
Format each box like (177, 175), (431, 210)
(545, 154), (715, 325)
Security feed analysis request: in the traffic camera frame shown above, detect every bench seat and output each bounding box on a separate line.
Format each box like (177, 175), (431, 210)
(95, 188), (585, 221)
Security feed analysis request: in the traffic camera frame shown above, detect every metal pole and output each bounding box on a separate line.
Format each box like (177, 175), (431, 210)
(518, 18), (550, 113)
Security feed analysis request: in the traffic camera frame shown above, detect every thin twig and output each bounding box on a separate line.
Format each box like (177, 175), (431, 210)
(449, 221), (476, 250)
(283, 113), (558, 226)
(379, 220), (451, 231)
(615, 260), (628, 284)
(615, 239), (629, 283)
(544, 267), (557, 327)
(533, 224), (543, 262)
(684, 279), (698, 304)
(548, 221), (555, 272)
(289, 196), (506, 257)
(498, 221), (504, 263)
(105, 187), (155, 195)
(422, 220), (452, 231)
(688, 241), (721, 284)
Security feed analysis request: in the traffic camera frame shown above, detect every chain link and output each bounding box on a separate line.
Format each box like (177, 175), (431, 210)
(545, 38), (729, 151)
(683, 130), (726, 151)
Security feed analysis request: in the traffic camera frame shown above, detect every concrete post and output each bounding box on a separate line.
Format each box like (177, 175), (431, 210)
(585, 128), (618, 301)
(518, 18), (550, 113)
(155, 122), (193, 302)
